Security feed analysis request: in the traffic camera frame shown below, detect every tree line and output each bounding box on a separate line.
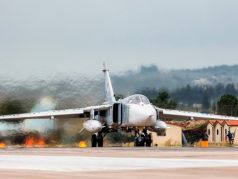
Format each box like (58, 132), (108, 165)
(138, 83), (238, 116)
(0, 83), (238, 117)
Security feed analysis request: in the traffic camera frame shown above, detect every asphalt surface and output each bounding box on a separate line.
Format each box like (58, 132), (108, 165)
(0, 147), (238, 179)
(2, 155), (238, 172)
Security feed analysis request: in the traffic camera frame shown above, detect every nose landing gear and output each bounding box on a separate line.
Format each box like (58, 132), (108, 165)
(134, 128), (153, 147)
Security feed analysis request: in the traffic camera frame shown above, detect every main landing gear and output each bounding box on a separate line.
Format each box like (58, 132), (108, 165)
(134, 128), (153, 147)
(91, 132), (104, 147)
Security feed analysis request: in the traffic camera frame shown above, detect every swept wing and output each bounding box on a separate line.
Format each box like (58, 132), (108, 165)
(158, 108), (238, 121)
(0, 104), (111, 121)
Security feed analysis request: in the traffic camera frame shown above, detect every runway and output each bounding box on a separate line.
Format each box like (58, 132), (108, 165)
(1, 155), (238, 172)
(0, 148), (238, 179)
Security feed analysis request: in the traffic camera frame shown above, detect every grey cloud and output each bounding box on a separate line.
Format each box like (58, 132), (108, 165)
(0, 0), (237, 78)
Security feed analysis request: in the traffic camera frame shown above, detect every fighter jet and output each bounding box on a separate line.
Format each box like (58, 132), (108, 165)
(0, 64), (237, 146)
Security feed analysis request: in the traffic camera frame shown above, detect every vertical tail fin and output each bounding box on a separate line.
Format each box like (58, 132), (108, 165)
(103, 63), (116, 104)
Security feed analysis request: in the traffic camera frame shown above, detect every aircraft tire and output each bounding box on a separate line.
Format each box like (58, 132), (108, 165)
(97, 133), (104, 147)
(91, 134), (97, 147)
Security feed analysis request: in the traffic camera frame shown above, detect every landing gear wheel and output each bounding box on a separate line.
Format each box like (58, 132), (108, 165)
(91, 134), (97, 147)
(143, 128), (148, 135)
(97, 132), (104, 147)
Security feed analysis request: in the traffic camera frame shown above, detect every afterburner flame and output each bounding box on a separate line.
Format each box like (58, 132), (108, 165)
(24, 136), (46, 148)
(35, 137), (46, 148)
(25, 137), (34, 148)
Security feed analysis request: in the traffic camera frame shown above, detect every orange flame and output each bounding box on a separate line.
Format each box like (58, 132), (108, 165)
(25, 136), (34, 148)
(79, 141), (87, 148)
(35, 137), (46, 148)
(0, 142), (6, 148)
(24, 136), (46, 148)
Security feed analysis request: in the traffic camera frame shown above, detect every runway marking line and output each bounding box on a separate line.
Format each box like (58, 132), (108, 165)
(0, 155), (238, 172)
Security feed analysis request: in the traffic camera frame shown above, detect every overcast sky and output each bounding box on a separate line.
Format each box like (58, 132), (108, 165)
(0, 0), (238, 78)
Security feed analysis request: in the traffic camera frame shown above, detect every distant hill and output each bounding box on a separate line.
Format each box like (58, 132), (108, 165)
(0, 64), (238, 110)
(112, 65), (238, 94)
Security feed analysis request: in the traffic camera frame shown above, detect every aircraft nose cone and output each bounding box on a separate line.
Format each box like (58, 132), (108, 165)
(129, 105), (156, 126)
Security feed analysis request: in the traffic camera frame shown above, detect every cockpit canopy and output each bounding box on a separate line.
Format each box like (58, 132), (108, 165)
(121, 94), (150, 105)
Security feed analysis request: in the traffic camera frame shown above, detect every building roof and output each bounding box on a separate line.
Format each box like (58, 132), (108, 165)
(225, 120), (238, 126)
(207, 120), (217, 125)
(214, 120), (224, 125)
(165, 121), (184, 128)
(206, 120), (238, 127)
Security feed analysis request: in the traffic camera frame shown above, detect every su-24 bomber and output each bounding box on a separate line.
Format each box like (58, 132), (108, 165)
(0, 63), (237, 147)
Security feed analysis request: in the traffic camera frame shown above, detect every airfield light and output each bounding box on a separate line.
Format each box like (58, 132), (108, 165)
(0, 142), (6, 148)
(79, 141), (87, 148)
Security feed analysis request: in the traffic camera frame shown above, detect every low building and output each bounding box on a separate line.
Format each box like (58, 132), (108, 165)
(206, 120), (238, 145)
(152, 123), (182, 147)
